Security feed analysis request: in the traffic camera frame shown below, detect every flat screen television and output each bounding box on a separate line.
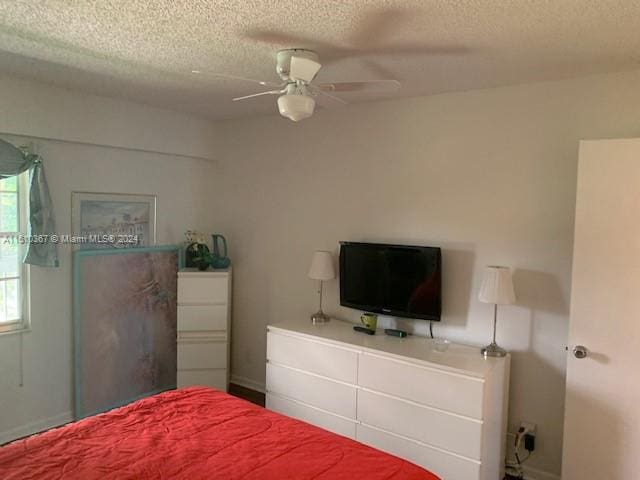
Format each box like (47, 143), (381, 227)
(339, 241), (442, 321)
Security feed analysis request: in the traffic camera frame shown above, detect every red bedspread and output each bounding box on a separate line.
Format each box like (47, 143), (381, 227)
(0, 387), (438, 479)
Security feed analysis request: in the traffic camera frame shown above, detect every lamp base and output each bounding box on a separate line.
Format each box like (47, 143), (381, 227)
(310, 311), (330, 324)
(481, 342), (507, 357)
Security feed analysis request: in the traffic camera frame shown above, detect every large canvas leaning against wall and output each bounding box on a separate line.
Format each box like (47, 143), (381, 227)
(74, 245), (181, 419)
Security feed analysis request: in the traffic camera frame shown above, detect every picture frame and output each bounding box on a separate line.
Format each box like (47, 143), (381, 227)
(73, 245), (182, 418)
(71, 192), (156, 249)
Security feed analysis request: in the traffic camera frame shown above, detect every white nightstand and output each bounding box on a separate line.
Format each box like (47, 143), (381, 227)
(177, 268), (231, 391)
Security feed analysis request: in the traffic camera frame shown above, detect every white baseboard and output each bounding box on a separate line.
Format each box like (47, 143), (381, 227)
(0, 411), (73, 445)
(520, 464), (561, 480)
(230, 373), (265, 393)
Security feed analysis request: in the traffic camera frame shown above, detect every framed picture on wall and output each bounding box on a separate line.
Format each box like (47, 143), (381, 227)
(71, 192), (156, 249)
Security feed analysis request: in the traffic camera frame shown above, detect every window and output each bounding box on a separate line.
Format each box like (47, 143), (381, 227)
(0, 173), (29, 334)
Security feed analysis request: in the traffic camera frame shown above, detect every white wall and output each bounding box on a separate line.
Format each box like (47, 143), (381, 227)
(212, 69), (640, 478)
(0, 76), (218, 442)
(0, 75), (218, 161)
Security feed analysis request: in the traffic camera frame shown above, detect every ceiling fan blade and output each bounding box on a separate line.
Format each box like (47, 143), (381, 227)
(243, 29), (351, 64)
(370, 44), (470, 56)
(191, 70), (282, 88)
(244, 30), (340, 53)
(233, 90), (285, 102)
(242, 28), (467, 67)
(308, 84), (348, 105)
(348, 8), (413, 48)
(289, 56), (322, 83)
(317, 80), (401, 93)
(319, 90), (348, 105)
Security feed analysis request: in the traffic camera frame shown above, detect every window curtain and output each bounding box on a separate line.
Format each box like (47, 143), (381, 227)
(0, 139), (59, 267)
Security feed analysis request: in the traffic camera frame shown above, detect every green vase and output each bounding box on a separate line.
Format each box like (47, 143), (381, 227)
(211, 234), (231, 269)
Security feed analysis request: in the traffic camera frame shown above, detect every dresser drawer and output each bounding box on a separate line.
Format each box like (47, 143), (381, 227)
(266, 393), (357, 439)
(267, 331), (358, 384)
(266, 363), (356, 419)
(356, 424), (481, 480)
(358, 352), (485, 419)
(177, 341), (227, 369)
(177, 369), (227, 391)
(358, 389), (482, 459)
(178, 305), (227, 331)
(178, 277), (228, 304)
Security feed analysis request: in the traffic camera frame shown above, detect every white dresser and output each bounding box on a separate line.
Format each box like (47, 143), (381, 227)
(177, 268), (231, 392)
(265, 320), (510, 480)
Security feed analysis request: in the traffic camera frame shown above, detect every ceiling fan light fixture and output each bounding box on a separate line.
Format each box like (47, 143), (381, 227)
(197, 48), (401, 120)
(277, 94), (315, 122)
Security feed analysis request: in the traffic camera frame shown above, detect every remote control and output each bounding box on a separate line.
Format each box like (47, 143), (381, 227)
(384, 328), (408, 338)
(353, 326), (375, 335)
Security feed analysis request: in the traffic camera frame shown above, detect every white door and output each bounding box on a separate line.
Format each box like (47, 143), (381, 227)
(562, 139), (640, 479)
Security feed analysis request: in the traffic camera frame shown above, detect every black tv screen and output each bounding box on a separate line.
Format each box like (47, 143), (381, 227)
(339, 242), (442, 321)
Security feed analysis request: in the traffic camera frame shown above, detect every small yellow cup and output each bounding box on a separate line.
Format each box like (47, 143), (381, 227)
(360, 313), (378, 330)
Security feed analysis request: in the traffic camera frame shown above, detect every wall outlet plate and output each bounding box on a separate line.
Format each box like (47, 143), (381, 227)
(520, 421), (537, 435)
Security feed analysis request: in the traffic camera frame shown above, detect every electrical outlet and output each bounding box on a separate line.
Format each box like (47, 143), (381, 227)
(520, 421), (536, 435)
(520, 421), (537, 453)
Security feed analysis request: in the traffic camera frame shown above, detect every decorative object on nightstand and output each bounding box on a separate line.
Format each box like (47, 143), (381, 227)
(184, 230), (210, 269)
(193, 250), (214, 271)
(211, 234), (231, 269)
(478, 265), (516, 357)
(308, 250), (335, 324)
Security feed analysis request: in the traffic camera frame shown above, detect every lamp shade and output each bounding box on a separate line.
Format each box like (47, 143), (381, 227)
(308, 251), (335, 281)
(478, 266), (515, 305)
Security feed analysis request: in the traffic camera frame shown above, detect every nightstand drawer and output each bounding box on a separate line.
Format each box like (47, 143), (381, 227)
(178, 277), (228, 304)
(178, 305), (227, 331)
(177, 341), (227, 369)
(177, 369), (227, 391)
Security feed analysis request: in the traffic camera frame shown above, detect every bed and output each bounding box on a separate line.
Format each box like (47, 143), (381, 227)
(0, 387), (439, 479)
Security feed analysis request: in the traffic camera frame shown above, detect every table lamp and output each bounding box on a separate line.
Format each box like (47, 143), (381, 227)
(478, 266), (515, 357)
(308, 251), (335, 324)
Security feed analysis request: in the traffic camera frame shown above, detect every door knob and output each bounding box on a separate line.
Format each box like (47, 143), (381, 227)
(573, 345), (588, 359)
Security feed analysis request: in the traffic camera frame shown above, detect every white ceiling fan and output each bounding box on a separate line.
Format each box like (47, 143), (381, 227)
(193, 48), (400, 122)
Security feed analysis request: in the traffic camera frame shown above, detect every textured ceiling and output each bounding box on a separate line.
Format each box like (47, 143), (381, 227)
(0, 0), (639, 120)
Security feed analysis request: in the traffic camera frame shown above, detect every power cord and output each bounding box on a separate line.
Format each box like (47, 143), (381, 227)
(505, 426), (535, 479)
(429, 321), (434, 339)
(515, 451), (531, 464)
